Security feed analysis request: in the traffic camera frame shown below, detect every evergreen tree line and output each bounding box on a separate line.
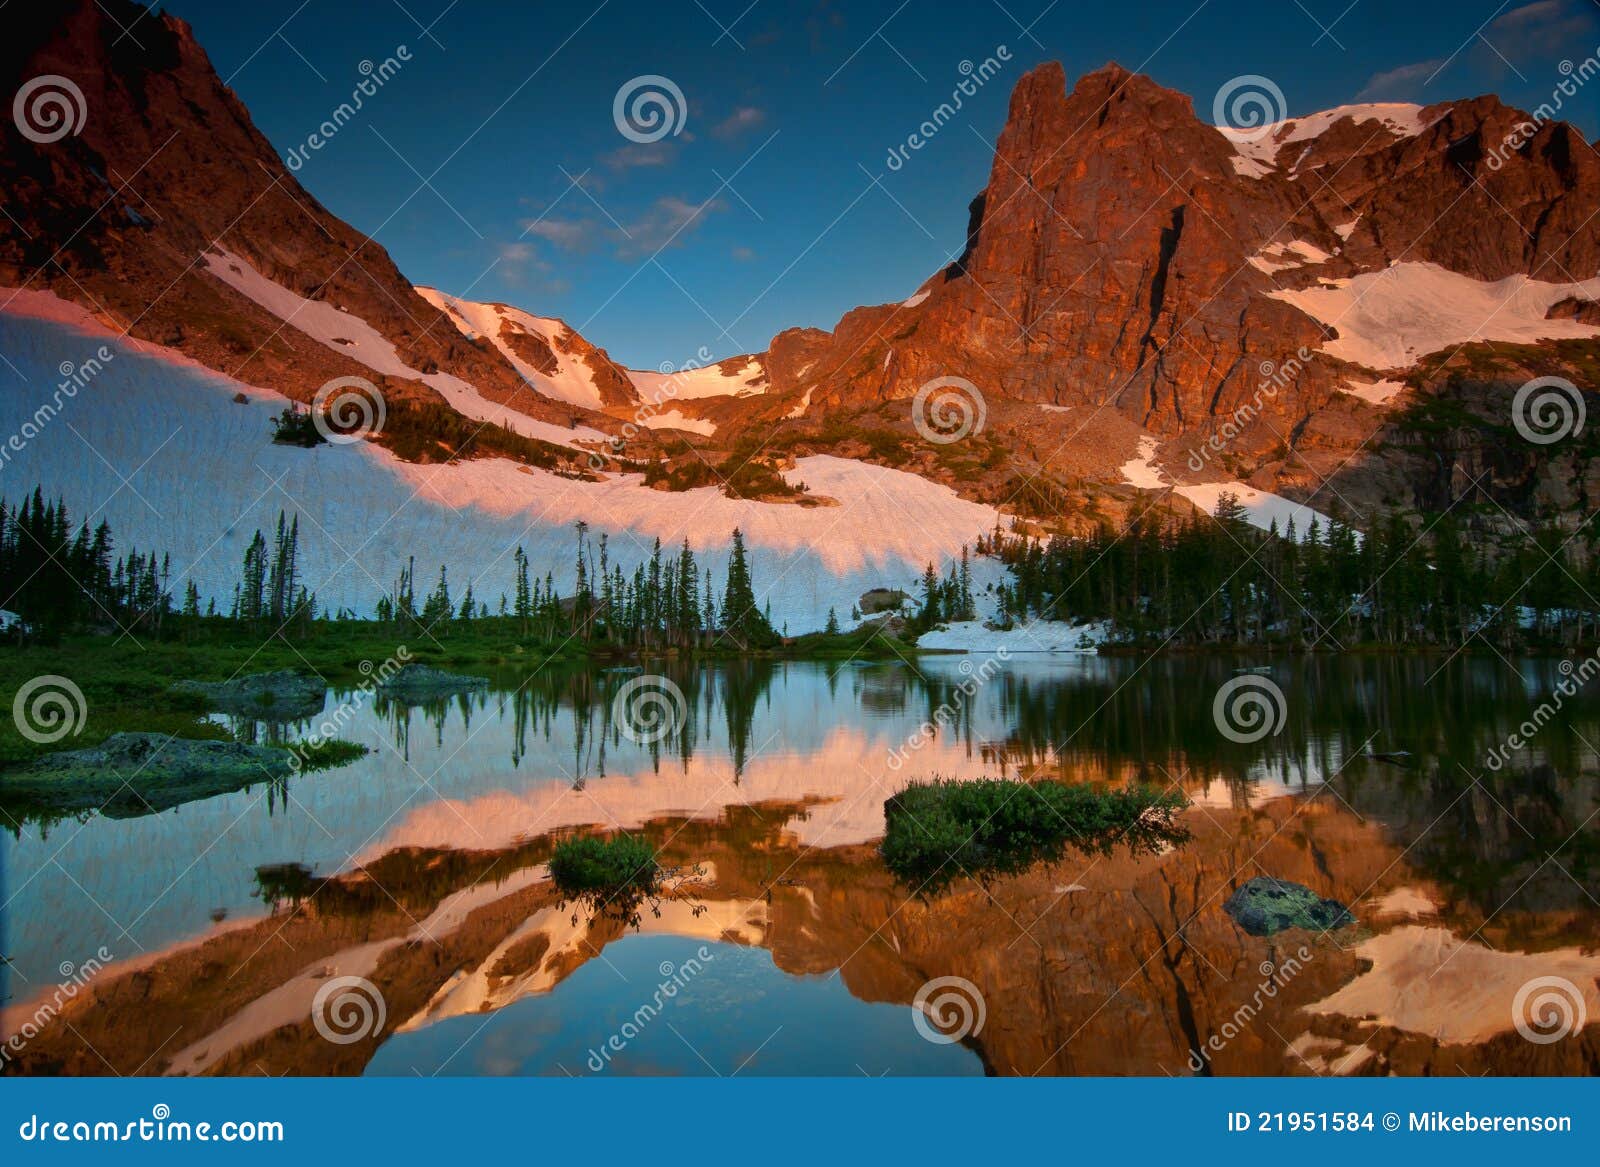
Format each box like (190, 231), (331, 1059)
(979, 493), (1600, 648)
(0, 487), (174, 637)
(377, 521), (779, 649)
(1, 488), (780, 651)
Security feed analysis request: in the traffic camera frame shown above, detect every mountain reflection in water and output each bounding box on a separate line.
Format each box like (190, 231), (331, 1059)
(3, 655), (1598, 1075)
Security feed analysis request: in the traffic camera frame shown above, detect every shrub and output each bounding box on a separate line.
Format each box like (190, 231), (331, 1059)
(881, 777), (1189, 895)
(549, 834), (701, 929)
(270, 406), (325, 447)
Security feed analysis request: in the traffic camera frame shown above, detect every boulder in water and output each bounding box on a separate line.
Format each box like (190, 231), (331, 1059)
(1224, 876), (1354, 937)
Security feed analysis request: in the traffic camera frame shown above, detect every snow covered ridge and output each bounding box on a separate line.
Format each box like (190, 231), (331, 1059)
(0, 305), (1002, 633)
(417, 285), (767, 414)
(201, 250), (607, 451)
(415, 286), (615, 411)
(1218, 102), (1437, 177)
(1270, 262), (1600, 371)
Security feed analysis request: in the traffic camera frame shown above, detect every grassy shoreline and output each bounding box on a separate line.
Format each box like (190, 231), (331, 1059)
(0, 619), (919, 769)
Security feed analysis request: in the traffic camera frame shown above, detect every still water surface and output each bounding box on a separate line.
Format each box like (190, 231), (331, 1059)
(4, 655), (1598, 1074)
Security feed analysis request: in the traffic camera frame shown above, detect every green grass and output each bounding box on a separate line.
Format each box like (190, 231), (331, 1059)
(0, 620), (587, 767)
(881, 776), (1190, 895)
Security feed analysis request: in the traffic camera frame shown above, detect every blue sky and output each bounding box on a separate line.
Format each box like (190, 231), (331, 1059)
(167, 0), (1600, 368)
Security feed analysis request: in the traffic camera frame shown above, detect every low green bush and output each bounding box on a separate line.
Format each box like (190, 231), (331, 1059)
(549, 834), (668, 929)
(882, 777), (1189, 895)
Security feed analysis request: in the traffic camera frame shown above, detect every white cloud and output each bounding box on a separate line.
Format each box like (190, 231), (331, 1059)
(1355, 59), (1446, 102)
(711, 106), (766, 140)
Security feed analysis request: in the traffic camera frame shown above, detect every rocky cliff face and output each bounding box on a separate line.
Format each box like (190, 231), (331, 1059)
(757, 62), (1600, 517)
(0, 0), (614, 436)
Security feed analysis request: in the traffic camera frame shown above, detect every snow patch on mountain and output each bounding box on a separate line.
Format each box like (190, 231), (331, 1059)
(1119, 435), (1337, 535)
(916, 620), (1110, 653)
(639, 409), (716, 435)
(1270, 261), (1600, 370)
(628, 358), (768, 402)
(415, 287), (608, 410)
(1220, 102), (1433, 174)
(1248, 240), (1333, 274)
(1341, 378), (1406, 405)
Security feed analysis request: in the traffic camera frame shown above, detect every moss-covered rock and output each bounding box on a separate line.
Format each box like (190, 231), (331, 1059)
(173, 670), (326, 718)
(1223, 876), (1354, 936)
(376, 663), (489, 700)
(1, 731), (294, 817)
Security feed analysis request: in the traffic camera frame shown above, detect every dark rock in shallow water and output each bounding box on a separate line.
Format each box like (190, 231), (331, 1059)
(173, 670), (326, 718)
(2, 732), (294, 817)
(376, 663), (489, 700)
(1223, 876), (1354, 937)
